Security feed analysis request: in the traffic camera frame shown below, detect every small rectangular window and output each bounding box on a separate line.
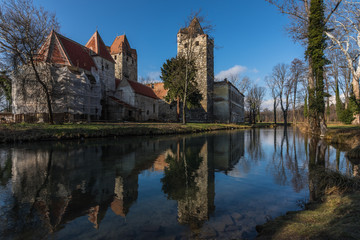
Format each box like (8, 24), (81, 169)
(195, 41), (199, 46)
(153, 104), (155, 113)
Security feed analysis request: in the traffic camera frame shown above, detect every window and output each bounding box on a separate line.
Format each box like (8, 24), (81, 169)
(147, 110), (149, 115)
(153, 104), (155, 113)
(105, 64), (109, 70)
(102, 65), (104, 71)
(195, 41), (199, 46)
(114, 55), (117, 60)
(151, 84), (154, 89)
(184, 43), (188, 48)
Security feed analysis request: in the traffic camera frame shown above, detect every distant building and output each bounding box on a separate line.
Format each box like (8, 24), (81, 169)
(213, 79), (244, 123)
(147, 82), (178, 122)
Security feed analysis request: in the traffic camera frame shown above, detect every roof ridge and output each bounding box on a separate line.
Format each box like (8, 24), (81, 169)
(54, 31), (89, 50)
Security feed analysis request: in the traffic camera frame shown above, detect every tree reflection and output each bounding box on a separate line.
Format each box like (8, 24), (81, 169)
(308, 137), (327, 202)
(161, 137), (215, 233)
(161, 139), (203, 201)
(0, 150), (12, 186)
(247, 129), (263, 161)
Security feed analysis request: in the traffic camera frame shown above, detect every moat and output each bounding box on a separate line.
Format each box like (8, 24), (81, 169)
(0, 128), (354, 239)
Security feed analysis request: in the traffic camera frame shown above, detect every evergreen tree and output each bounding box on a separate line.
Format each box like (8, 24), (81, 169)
(304, 93), (308, 119)
(306, 0), (327, 134)
(335, 78), (343, 121)
(160, 57), (202, 124)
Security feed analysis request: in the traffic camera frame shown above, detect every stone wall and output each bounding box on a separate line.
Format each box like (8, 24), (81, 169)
(12, 65), (102, 121)
(158, 101), (178, 122)
(177, 32), (214, 122)
(92, 56), (115, 92)
(113, 52), (137, 82)
(213, 80), (244, 123)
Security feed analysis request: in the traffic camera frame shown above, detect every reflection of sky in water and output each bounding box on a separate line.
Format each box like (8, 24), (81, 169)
(0, 129), (353, 240)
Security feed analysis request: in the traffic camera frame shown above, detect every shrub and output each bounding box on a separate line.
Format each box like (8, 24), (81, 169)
(339, 108), (355, 124)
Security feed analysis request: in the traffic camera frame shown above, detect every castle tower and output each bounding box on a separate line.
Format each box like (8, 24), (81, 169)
(177, 17), (214, 121)
(109, 35), (138, 82)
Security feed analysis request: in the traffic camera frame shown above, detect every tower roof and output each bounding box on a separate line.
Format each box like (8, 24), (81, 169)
(110, 35), (137, 58)
(179, 17), (204, 35)
(37, 30), (97, 71)
(85, 31), (115, 63)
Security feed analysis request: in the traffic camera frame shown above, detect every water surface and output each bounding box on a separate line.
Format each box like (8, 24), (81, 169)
(0, 128), (354, 239)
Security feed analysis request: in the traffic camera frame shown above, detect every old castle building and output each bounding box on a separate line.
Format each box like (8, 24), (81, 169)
(12, 31), (159, 122)
(110, 35), (137, 82)
(177, 18), (214, 121)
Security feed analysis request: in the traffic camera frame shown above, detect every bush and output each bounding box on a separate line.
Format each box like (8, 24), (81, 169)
(339, 108), (355, 124)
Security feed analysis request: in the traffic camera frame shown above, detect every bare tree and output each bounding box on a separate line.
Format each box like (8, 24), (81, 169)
(0, 0), (59, 123)
(290, 58), (305, 124)
(272, 63), (293, 126)
(246, 84), (266, 124)
(265, 76), (279, 124)
(266, 0), (343, 131)
(325, 0), (360, 123)
(228, 74), (250, 95)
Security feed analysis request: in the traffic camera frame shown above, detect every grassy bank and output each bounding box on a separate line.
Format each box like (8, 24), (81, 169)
(256, 191), (360, 240)
(325, 124), (360, 148)
(0, 122), (267, 143)
(256, 124), (360, 239)
(296, 122), (360, 148)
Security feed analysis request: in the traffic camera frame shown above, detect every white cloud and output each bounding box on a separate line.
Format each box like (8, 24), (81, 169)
(215, 65), (247, 80)
(147, 71), (161, 80)
(261, 99), (274, 110)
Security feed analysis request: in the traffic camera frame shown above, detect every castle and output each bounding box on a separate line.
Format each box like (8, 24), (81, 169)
(11, 18), (244, 123)
(12, 30), (159, 122)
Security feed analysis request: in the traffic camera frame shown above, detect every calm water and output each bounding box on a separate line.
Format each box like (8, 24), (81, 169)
(0, 128), (355, 239)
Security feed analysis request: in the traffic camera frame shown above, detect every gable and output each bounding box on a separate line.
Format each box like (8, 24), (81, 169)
(85, 31), (115, 63)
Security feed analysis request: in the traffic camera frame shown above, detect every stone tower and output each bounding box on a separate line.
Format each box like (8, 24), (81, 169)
(177, 17), (214, 121)
(109, 35), (138, 82)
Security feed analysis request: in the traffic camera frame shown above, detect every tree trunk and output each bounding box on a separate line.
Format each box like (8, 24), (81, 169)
(283, 110), (287, 128)
(30, 60), (54, 124)
(182, 63), (189, 125)
(177, 97), (180, 122)
(293, 81), (297, 124)
(352, 77), (360, 124)
(274, 99), (277, 124)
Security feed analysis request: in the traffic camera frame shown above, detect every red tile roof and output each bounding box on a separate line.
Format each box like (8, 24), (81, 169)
(85, 31), (115, 63)
(128, 80), (159, 99)
(110, 35), (137, 59)
(54, 32), (97, 71)
(146, 82), (168, 100)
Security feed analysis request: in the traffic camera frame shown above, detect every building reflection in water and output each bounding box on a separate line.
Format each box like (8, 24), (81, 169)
(4, 131), (245, 238)
(5, 128), (357, 239)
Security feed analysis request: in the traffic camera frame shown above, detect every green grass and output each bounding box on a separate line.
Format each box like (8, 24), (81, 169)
(0, 122), (254, 143)
(257, 192), (360, 240)
(257, 169), (360, 239)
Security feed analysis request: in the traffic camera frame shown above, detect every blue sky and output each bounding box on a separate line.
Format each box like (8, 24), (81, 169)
(34, 0), (305, 106)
